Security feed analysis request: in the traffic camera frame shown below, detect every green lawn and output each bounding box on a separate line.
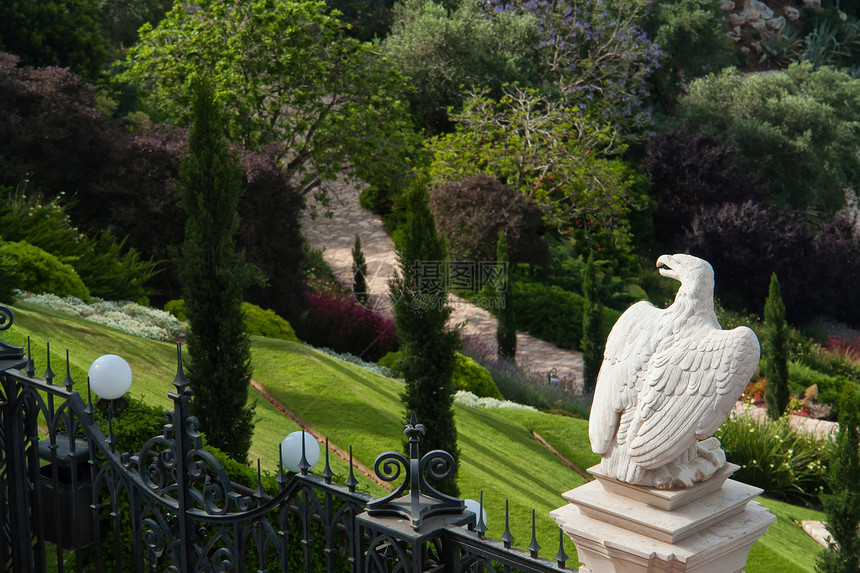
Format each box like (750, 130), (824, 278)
(4, 300), (827, 571)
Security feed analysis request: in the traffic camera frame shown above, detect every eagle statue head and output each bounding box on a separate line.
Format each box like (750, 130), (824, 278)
(657, 254), (716, 316)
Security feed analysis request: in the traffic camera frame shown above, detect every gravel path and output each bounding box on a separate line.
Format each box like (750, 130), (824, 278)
(301, 180), (585, 387)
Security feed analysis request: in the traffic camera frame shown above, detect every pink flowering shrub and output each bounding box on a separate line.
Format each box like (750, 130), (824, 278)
(299, 290), (397, 362)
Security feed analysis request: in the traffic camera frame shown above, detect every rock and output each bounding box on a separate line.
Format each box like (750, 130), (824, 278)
(785, 6), (801, 20)
(802, 521), (832, 548)
(768, 16), (786, 29)
(721, 0), (736, 9)
(749, 0), (774, 19)
(743, 0), (776, 21)
(751, 19), (768, 31)
(803, 0), (821, 7)
(729, 12), (747, 26)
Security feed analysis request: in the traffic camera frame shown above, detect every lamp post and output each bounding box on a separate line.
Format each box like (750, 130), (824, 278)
(88, 354), (132, 451)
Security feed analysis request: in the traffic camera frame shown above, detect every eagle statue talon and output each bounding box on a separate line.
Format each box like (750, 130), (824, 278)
(589, 254), (759, 490)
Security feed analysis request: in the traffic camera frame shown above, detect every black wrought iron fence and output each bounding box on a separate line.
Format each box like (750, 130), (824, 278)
(0, 306), (571, 573)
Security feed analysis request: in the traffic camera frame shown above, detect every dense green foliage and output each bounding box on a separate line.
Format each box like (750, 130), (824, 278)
(176, 80), (257, 463)
(677, 63), (860, 215)
(0, 241), (90, 300)
(121, 0), (418, 200)
(0, 0), (108, 80)
(581, 253), (604, 393)
(512, 280), (621, 351)
(389, 178), (460, 496)
(0, 187), (156, 302)
(646, 0), (735, 105)
(765, 274), (791, 419)
(817, 385), (860, 573)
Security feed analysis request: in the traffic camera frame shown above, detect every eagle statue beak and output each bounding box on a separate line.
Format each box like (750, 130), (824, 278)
(657, 254), (681, 281)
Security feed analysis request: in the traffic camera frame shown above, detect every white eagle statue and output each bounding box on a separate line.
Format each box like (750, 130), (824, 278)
(589, 254), (760, 489)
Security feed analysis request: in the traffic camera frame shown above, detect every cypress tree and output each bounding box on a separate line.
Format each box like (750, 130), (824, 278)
(816, 384), (860, 573)
(763, 273), (790, 420)
(389, 176), (460, 496)
(582, 252), (603, 393)
(496, 229), (516, 361)
(352, 234), (368, 306)
(176, 79), (258, 463)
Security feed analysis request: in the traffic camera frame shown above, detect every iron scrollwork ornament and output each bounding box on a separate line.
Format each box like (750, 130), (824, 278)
(0, 305), (24, 360)
(366, 412), (464, 530)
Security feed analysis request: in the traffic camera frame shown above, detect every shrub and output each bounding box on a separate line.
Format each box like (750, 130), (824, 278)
(23, 294), (185, 341)
(646, 0), (735, 104)
(511, 281), (620, 351)
(377, 350), (404, 377)
(716, 412), (829, 504)
(164, 299), (187, 321)
(810, 213), (860, 326)
(1, 241), (89, 300)
(678, 64), (860, 215)
(452, 353), (503, 399)
(640, 130), (767, 245)
(243, 303), (299, 342)
(428, 174), (549, 267)
(681, 201), (815, 320)
(298, 290), (397, 362)
(380, 0), (541, 132)
(0, 187), (157, 303)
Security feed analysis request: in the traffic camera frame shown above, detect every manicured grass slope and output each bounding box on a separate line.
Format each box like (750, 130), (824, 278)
(7, 301), (826, 571)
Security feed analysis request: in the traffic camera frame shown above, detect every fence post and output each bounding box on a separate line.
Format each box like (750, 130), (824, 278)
(0, 308), (32, 571)
(167, 344), (198, 572)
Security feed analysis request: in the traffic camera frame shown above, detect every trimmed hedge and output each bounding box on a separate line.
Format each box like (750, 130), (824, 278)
(511, 280), (620, 350)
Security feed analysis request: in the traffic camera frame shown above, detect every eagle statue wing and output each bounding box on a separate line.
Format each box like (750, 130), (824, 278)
(627, 325), (760, 470)
(589, 301), (662, 455)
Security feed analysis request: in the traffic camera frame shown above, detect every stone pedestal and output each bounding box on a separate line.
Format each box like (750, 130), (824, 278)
(551, 464), (776, 573)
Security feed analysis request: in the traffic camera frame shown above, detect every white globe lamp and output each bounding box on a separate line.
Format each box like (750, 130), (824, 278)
(280, 431), (320, 473)
(464, 498), (488, 525)
(88, 354), (133, 400)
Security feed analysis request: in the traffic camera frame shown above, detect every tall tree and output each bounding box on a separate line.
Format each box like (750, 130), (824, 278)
(582, 253), (604, 393)
(176, 79), (257, 463)
(389, 177), (460, 496)
(763, 273), (790, 420)
(121, 0), (418, 202)
(496, 230), (516, 361)
(817, 384), (860, 573)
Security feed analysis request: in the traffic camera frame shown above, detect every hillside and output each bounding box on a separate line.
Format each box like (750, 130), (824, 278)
(3, 300), (826, 571)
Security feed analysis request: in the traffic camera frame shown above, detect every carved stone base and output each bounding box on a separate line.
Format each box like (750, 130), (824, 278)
(551, 465), (776, 573)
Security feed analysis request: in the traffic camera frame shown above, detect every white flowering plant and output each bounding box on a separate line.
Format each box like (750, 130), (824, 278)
(21, 293), (186, 342)
(453, 390), (537, 411)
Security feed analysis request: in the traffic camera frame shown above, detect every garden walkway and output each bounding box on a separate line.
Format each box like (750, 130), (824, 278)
(299, 180), (842, 441)
(301, 179), (585, 388)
